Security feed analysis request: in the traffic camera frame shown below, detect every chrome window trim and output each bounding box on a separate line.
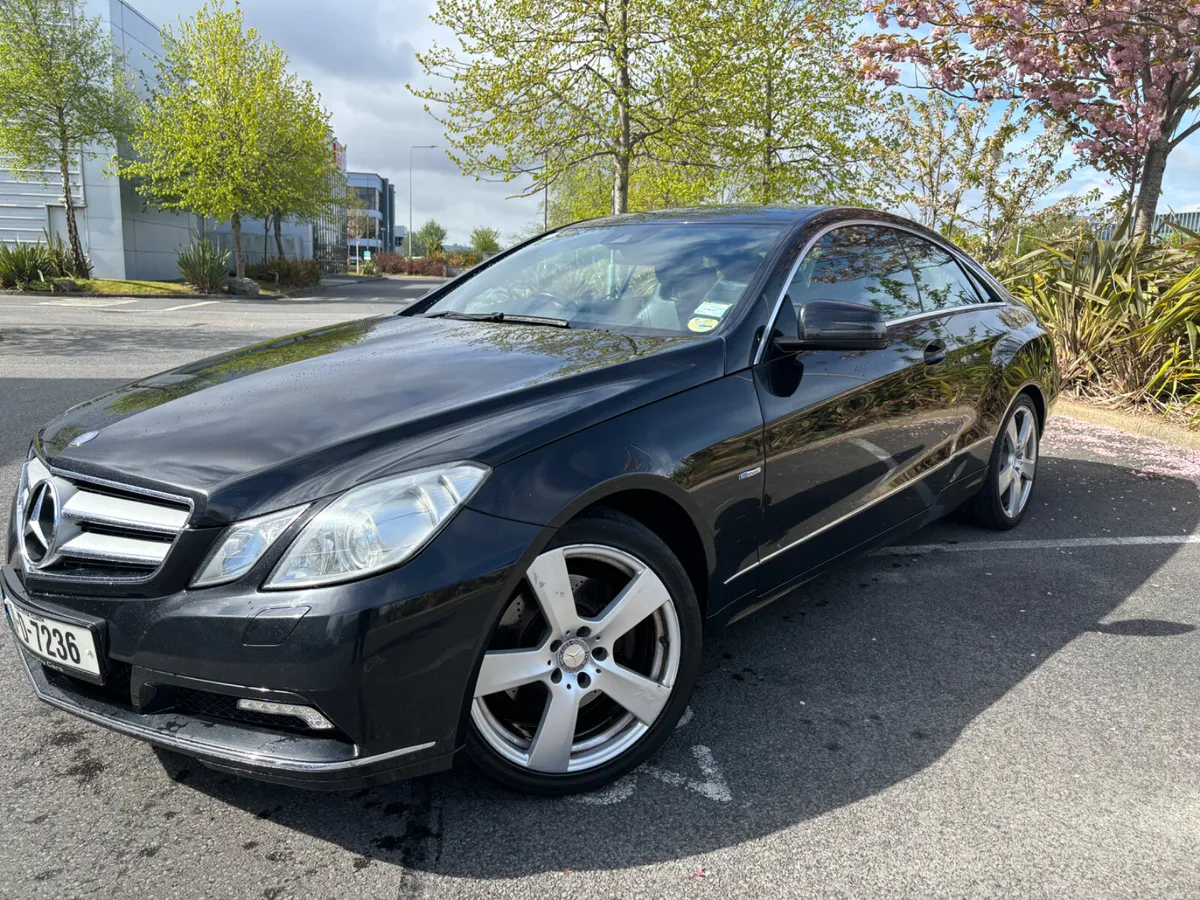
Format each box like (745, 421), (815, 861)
(753, 218), (1007, 365)
(723, 433), (993, 585)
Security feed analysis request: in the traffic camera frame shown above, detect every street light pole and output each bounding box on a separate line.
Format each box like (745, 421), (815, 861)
(409, 144), (437, 257)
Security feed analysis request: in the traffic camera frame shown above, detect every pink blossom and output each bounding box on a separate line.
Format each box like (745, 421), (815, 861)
(855, 0), (1200, 173)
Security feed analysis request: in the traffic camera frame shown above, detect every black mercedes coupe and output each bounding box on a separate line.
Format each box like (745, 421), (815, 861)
(5, 207), (1057, 795)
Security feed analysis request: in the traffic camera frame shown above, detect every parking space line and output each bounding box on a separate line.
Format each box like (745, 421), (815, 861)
(38, 298), (138, 308)
(160, 301), (220, 312)
(876, 534), (1200, 555)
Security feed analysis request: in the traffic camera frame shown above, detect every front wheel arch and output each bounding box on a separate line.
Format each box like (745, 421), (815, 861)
(543, 474), (717, 607)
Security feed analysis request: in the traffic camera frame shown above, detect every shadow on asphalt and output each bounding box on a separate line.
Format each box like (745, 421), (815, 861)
(159, 454), (1200, 876)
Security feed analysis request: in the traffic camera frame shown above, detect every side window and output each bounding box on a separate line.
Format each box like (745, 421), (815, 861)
(895, 232), (985, 310)
(788, 225), (922, 321)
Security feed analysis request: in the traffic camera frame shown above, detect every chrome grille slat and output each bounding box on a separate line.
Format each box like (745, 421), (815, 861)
(57, 532), (171, 567)
(61, 491), (188, 535)
(16, 459), (192, 583)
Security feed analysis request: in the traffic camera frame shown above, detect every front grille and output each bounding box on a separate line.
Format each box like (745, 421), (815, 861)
(16, 457), (191, 582)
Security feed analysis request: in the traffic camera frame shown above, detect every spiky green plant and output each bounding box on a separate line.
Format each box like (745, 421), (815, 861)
(1004, 220), (1200, 418)
(0, 241), (52, 288)
(41, 228), (93, 279)
(176, 236), (229, 293)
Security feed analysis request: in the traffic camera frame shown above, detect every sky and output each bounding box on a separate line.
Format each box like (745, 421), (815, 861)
(127, 0), (1200, 245)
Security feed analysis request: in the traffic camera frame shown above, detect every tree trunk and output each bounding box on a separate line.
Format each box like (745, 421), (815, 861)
(57, 140), (86, 277)
(273, 210), (285, 260)
(612, 0), (631, 215)
(231, 212), (245, 279)
(263, 215), (270, 265)
(1133, 137), (1170, 238)
(763, 76), (774, 204)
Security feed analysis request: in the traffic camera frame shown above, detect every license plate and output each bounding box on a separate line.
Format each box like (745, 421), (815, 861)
(5, 600), (101, 677)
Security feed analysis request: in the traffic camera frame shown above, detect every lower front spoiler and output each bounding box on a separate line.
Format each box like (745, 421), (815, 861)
(16, 648), (457, 790)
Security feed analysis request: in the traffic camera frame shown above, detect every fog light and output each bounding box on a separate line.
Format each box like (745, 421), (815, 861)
(236, 698), (334, 730)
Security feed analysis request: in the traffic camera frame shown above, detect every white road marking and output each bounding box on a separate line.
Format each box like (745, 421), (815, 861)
(571, 736), (732, 806)
(644, 745), (732, 802)
(876, 534), (1200, 556)
(160, 301), (219, 312)
(573, 774), (638, 806)
(38, 298), (138, 308)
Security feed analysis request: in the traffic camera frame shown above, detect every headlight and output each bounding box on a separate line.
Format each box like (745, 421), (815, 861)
(265, 462), (489, 589)
(193, 506), (304, 587)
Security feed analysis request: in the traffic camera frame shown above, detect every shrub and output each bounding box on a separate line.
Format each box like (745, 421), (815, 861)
(373, 251), (405, 274)
(445, 250), (481, 267)
(470, 226), (501, 255)
(372, 253), (445, 276)
(177, 238), (230, 293)
(1004, 223), (1200, 419)
(359, 259), (379, 276)
(405, 256), (446, 276)
(0, 241), (53, 288)
(245, 257), (321, 287)
(42, 229), (93, 279)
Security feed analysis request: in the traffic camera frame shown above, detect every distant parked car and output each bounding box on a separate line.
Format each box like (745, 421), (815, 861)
(6, 207), (1056, 795)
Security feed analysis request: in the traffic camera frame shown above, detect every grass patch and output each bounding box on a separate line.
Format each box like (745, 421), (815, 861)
(83, 279), (197, 296)
(19, 278), (283, 297)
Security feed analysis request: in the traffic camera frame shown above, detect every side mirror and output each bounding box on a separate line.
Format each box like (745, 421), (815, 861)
(774, 298), (889, 352)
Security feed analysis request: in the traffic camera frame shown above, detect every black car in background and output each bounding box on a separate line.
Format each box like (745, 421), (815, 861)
(5, 207), (1057, 795)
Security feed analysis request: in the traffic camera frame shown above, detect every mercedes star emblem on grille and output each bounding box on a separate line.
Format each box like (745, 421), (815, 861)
(21, 481), (60, 568)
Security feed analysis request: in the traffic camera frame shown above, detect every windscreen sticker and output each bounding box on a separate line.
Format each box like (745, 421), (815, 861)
(692, 301), (732, 318)
(688, 317), (720, 333)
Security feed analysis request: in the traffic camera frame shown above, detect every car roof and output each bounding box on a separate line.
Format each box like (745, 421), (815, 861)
(567, 205), (838, 227)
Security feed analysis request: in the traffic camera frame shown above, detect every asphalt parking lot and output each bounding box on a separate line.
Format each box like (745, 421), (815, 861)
(1, 288), (1199, 898)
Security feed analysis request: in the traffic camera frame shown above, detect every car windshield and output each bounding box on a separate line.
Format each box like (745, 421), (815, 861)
(423, 223), (787, 335)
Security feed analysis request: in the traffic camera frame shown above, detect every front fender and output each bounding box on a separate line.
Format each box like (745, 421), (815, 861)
(466, 372), (766, 613)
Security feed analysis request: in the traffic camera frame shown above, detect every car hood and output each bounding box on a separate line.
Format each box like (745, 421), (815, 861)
(39, 315), (724, 525)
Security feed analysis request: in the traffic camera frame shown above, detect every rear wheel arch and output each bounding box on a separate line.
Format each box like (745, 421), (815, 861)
(1019, 383), (1047, 432)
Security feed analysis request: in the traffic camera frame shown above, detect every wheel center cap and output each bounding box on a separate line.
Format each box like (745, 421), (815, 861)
(558, 639), (590, 671)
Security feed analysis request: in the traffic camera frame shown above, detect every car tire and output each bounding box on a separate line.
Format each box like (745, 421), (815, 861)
(966, 394), (1040, 530)
(466, 508), (702, 795)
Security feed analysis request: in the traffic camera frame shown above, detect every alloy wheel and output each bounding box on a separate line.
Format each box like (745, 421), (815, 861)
(471, 544), (681, 774)
(998, 405), (1038, 518)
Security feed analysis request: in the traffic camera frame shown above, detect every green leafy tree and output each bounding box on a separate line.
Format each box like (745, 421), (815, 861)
(716, 0), (876, 204)
(256, 71), (344, 259)
(469, 226), (501, 255)
(867, 94), (1079, 261)
(411, 0), (726, 214)
(546, 154), (720, 227)
(415, 219), (447, 256)
(123, 1), (296, 279)
(0, 0), (136, 275)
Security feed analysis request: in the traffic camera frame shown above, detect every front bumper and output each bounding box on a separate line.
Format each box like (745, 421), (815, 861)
(3, 507), (543, 789)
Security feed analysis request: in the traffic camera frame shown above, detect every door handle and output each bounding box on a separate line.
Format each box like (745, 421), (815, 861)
(924, 341), (947, 365)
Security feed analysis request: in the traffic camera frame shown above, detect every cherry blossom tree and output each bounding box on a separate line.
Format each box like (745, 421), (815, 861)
(855, 0), (1200, 236)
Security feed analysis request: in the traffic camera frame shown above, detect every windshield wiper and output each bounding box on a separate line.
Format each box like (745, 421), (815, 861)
(428, 311), (569, 328)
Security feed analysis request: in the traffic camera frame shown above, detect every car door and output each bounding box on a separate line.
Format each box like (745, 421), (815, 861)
(893, 230), (1010, 476)
(752, 223), (963, 594)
